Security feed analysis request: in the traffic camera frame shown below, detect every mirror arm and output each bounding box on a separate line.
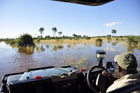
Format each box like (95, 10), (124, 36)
(98, 58), (103, 67)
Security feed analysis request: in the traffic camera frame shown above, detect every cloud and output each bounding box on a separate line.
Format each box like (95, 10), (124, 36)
(104, 22), (123, 27)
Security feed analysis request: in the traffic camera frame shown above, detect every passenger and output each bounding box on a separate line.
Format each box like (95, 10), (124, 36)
(102, 52), (140, 93)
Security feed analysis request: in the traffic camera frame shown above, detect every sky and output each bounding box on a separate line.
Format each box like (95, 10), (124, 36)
(0, 0), (140, 38)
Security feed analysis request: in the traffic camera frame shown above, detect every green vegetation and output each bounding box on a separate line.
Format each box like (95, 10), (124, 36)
(106, 35), (111, 40)
(127, 36), (138, 44)
(58, 31), (62, 37)
(35, 34), (91, 40)
(106, 35), (112, 43)
(1, 33), (140, 51)
(95, 38), (103, 47)
(82, 35), (91, 39)
(125, 36), (140, 52)
(0, 38), (18, 47)
(39, 27), (45, 38)
(52, 27), (57, 37)
(0, 34), (35, 47)
(111, 29), (117, 36)
(96, 38), (102, 42)
(18, 34), (35, 47)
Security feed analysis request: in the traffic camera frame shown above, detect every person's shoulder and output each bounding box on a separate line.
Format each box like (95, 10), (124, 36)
(107, 73), (140, 92)
(107, 74), (135, 92)
(107, 77), (128, 92)
(127, 72), (140, 79)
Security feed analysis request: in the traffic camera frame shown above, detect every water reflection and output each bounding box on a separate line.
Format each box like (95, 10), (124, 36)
(107, 38), (112, 43)
(136, 44), (140, 51)
(112, 40), (119, 46)
(0, 41), (140, 85)
(46, 45), (49, 48)
(67, 44), (71, 48)
(105, 45), (119, 52)
(70, 52), (76, 66)
(18, 47), (34, 55)
(127, 43), (140, 52)
(53, 45), (64, 51)
(95, 41), (103, 47)
(127, 44), (135, 52)
(36, 44), (45, 52)
(123, 42), (139, 52)
(40, 45), (45, 52)
(76, 57), (88, 69)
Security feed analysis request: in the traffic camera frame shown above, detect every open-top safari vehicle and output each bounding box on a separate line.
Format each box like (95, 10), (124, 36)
(0, 50), (114, 93)
(1, 50), (140, 93)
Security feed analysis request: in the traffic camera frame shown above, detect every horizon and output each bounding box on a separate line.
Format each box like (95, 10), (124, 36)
(1, 35), (140, 39)
(0, 0), (140, 38)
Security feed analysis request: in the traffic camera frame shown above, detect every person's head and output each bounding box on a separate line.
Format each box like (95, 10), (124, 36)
(114, 52), (137, 77)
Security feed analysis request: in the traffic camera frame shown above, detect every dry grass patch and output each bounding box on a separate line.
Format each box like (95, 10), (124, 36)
(40, 38), (97, 44)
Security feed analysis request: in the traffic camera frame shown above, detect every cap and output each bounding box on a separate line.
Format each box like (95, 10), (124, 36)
(114, 52), (137, 70)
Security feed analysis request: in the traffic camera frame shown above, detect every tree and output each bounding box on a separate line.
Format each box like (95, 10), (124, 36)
(39, 27), (45, 38)
(112, 29), (117, 36)
(58, 31), (62, 37)
(52, 27), (57, 37)
(73, 34), (77, 37)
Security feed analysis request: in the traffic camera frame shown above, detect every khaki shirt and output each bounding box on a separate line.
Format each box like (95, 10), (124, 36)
(107, 72), (140, 93)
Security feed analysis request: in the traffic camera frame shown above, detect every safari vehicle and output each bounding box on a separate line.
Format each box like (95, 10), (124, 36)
(1, 0), (140, 93)
(0, 50), (115, 93)
(1, 50), (140, 93)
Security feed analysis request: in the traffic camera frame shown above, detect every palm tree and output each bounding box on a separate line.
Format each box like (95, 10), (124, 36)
(112, 29), (117, 36)
(58, 31), (62, 37)
(52, 27), (57, 37)
(39, 27), (45, 38)
(73, 34), (77, 37)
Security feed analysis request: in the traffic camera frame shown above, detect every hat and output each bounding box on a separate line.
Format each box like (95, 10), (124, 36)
(114, 52), (137, 70)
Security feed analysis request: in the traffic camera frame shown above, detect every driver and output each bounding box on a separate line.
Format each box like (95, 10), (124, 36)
(102, 52), (140, 93)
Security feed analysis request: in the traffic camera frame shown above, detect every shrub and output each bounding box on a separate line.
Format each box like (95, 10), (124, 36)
(107, 36), (111, 40)
(18, 34), (35, 47)
(127, 36), (138, 44)
(96, 38), (102, 42)
(10, 40), (18, 45)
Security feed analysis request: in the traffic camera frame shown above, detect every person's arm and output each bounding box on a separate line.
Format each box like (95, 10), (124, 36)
(102, 70), (117, 89)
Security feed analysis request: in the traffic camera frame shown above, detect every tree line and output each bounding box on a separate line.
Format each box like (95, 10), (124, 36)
(38, 27), (62, 38)
(38, 27), (117, 39)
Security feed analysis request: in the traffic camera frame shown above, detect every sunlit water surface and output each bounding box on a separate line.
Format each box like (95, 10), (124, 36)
(0, 41), (140, 85)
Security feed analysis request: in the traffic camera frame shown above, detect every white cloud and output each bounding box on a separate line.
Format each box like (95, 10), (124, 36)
(104, 22), (123, 27)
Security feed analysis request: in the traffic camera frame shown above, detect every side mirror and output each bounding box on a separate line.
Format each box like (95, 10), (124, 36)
(96, 50), (106, 67)
(106, 62), (115, 74)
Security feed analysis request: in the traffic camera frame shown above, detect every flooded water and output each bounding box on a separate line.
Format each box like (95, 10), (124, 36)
(0, 40), (140, 85)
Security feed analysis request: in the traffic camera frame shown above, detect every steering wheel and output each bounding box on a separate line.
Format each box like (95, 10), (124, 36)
(87, 66), (105, 93)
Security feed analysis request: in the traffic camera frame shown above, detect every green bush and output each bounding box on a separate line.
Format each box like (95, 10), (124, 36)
(83, 35), (91, 39)
(127, 36), (138, 44)
(96, 38), (102, 42)
(135, 36), (140, 43)
(18, 34), (35, 47)
(107, 36), (111, 40)
(10, 40), (18, 45)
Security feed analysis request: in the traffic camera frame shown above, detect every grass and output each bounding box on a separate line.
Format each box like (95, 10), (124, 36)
(39, 38), (96, 44)
(37, 36), (140, 52)
(1, 36), (140, 48)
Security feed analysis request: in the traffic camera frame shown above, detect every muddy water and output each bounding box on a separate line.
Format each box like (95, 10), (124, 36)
(0, 41), (140, 85)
